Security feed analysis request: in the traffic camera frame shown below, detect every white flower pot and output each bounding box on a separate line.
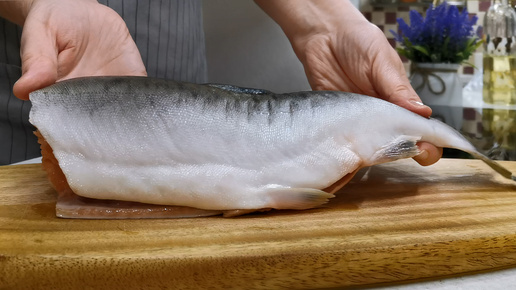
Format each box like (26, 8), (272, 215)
(410, 62), (463, 107)
(410, 62), (463, 130)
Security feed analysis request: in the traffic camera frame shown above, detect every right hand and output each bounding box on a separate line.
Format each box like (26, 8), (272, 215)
(13, 0), (147, 100)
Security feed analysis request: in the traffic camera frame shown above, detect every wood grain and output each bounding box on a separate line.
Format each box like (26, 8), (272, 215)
(1, 159), (516, 289)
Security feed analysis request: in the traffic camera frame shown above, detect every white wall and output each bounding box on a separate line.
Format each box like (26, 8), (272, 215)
(202, 0), (311, 93)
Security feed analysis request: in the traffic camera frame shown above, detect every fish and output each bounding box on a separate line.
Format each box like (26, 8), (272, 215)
(28, 76), (516, 219)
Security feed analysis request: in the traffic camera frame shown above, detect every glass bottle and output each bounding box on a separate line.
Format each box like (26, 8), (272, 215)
(481, 107), (516, 160)
(482, 0), (516, 105)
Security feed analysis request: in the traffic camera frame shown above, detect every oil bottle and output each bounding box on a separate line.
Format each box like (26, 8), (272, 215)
(483, 0), (516, 105)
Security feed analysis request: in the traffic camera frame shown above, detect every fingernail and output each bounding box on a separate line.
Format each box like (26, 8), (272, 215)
(417, 149), (428, 160)
(410, 100), (425, 106)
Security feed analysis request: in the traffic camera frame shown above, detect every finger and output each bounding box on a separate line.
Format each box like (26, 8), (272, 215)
(390, 84), (433, 118)
(370, 37), (433, 118)
(413, 142), (443, 166)
(377, 71), (433, 117)
(13, 57), (58, 100)
(13, 16), (58, 100)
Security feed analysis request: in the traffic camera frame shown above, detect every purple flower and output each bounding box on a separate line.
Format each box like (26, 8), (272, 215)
(389, 2), (481, 63)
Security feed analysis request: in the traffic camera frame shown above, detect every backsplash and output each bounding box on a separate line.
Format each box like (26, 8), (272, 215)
(361, 0), (490, 76)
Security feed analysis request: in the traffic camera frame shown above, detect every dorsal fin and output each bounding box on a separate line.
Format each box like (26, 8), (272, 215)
(206, 83), (272, 95)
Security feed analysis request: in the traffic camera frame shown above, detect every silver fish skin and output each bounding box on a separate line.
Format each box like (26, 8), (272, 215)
(29, 76), (515, 212)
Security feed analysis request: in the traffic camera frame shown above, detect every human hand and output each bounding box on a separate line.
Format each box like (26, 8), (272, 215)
(255, 0), (442, 166)
(10, 0), (146, 100)
(294, 21), (442, 166)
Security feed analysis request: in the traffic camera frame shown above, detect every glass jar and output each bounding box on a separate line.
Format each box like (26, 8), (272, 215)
(482, 0), (516, 105)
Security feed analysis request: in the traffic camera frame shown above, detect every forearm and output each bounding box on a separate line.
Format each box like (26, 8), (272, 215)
(254, 0), (371, 66)
(0, 0), (33, 26)
(0, 0), (98, 26)
(254, 0), (365, 41)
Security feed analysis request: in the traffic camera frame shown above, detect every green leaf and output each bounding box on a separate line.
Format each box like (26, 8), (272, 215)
(456, 51), (464, 61)
(396, 48), (411, 60)
(455, 38), (483, 64)
(412, 45), (430, 56)
(442, 37), (451, 61)
(430, 53), (441, 63)
(462, 61), (479, 70)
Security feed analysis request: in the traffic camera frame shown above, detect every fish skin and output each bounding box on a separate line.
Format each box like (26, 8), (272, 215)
(29, 76), (514, 212)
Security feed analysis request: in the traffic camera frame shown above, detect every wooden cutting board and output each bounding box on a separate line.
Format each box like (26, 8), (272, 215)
(1, 159), (516, 289)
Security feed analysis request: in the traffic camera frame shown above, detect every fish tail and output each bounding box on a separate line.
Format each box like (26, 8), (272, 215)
(468, 151), (516, 181)
(421, 118), (516, 181)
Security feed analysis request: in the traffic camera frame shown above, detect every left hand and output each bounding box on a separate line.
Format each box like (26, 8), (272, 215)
(292, 21), (442, 166)
(255, 0), (442, 166)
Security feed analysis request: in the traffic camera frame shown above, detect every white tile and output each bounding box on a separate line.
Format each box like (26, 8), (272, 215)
(384, 6), (398, 12)
(372, 11), (385, 25)
(404, 62), (411, 75)
(396, 12), (410, 23)
(476, 11), (486, 25)
(409, 6), (426, 13)
(384, 24), (398, 32)
(467, 0), (479, 13)
(360, 3), (373, 12)
(384, 24), (399, 36)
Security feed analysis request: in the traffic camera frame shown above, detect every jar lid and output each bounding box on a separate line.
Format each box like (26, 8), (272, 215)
(484, 1), (516, 38)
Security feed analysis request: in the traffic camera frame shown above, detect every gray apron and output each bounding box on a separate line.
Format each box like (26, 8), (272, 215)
(0, 0), (207, 165)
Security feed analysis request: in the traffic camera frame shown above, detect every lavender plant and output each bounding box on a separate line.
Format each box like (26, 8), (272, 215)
(390, 2), (481, 64)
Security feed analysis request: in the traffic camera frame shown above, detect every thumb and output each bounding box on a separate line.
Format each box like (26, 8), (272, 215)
(386, 82), (433, 118)
(372, 44), (432, 118)
(13, 20), (58, 100)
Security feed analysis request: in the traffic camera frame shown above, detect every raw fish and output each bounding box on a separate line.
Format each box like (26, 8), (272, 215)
(28, 76), (515, 218)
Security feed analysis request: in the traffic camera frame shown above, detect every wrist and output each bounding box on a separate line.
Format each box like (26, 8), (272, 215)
(0, 0), (34, 25)
(256, 0), (369, 62)
(0, 0), (99, 26)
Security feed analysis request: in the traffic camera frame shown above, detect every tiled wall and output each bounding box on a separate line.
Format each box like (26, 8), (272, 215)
(361, 0), (490, 75)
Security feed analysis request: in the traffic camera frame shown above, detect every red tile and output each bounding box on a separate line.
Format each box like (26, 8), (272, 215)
(387, 38), (396, 48)
(363, 12), (372, 22)
(385, 12), (397, 24)
(463, 66), (474, 75)
(463, 108), (477, 120)
(479, 0), (491, 12)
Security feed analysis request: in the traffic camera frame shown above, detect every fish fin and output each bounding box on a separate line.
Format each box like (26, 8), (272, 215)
(265, 187), (335, 210)
(222, 208), (272, 218)
(220, 188), (333, 217)
(324, 168), (362, 194)
(370, 135), (421, 165)
(206, 83), (271, 95)
(469, 151), (516, 181)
